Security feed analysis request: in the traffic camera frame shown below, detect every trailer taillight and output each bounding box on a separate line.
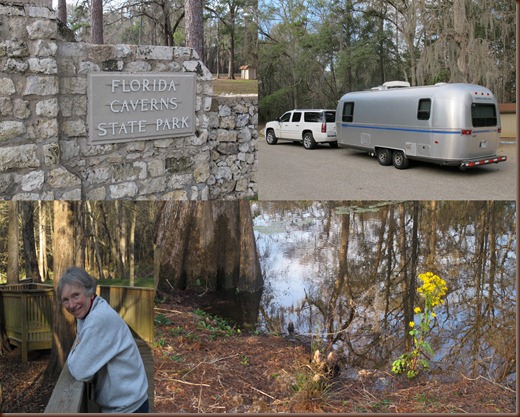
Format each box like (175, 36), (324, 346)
(321, 123), (326, 133)
(498, 128), (502, 133)
(461, 129), (472, 135)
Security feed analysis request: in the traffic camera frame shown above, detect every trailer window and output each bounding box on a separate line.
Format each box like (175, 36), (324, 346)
(417, 99), (431, 120)
(342, 102), (354, 122)
(472, 104), (497, 127)
(304, 112), (321, 123)
(292, 112), (302, 122)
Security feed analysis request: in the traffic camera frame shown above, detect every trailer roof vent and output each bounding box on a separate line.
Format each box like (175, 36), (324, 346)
(382, 81), (411, 89)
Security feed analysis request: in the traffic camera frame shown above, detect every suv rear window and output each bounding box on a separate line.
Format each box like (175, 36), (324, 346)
(472, 104), (497, 127)
(304, 112), (322, 123)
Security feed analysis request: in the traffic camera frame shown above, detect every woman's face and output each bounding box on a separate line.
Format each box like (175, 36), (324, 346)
(61, 284), (92, 319)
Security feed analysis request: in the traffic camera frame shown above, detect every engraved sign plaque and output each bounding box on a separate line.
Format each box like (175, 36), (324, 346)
(88, 73), (196, 144)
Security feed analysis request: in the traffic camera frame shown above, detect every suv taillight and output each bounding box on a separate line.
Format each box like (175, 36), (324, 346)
(321, 123), (326, 133)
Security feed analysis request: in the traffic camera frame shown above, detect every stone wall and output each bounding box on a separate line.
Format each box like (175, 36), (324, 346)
(0, 1), (257, 200)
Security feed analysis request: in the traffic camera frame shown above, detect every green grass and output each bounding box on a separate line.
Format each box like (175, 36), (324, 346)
(97, 276), (154, 288)
(212, 75), (258, 95)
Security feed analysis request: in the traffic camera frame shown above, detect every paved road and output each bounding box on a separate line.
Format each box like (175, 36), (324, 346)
(257, 135), (517, 200)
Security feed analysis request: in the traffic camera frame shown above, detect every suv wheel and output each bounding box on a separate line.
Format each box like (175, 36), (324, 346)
(303, 132), (317, 149)
(266, 129), (278, 145)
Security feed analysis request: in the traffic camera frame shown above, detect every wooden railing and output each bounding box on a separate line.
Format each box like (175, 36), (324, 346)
(0, 283), (53, 362)
(44, 339), (153, 413)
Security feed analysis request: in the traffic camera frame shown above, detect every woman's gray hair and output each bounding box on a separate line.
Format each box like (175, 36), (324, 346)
(57, 267), (97, 300)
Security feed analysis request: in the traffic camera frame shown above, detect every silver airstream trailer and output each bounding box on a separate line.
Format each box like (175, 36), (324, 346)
(336, 82), (507, 169)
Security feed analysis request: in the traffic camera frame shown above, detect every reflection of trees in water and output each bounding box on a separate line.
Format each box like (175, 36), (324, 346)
(255, 201), (516, 383)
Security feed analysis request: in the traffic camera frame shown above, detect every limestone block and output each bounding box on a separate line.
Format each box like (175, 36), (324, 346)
(28, 57), (58, 74)
(125, 61), (151, 72)
(141, 176), (166, 194)
(78, 61), (100, 74)
(27, 6), (55, 19)
(85, 187), (107, 200)
(59, 188), (82, 200)
(35, 118), (58, 140)
(183, 60), (212, 81)
(6, 40), (29, 57)
(32, 40), (57, 57)
(0, 97), (13, 116)
(236, 113), (250, 128)
(0, 120), (25, 140)
(36, 97), (58, 117)
(193, 162), (210, 183)
(238, 127), (252, 143)
(16, 170), (44, 191)
(235, 177), (249, 192)
(4, 58), (29, 73)
(217, 129), (237, 142)
(26, 19), (57, 40)
(218, 105), (232, 117)
(0, 5), (25, 17)
(48, 166), (81, 188)
(0, 144), (39, 171)
(61, 76), (86, 94)
(136, 45), (173, 61)
(115, 44), (133, 58)
(23, 75), (58, 95)
(62, 120), (86, 137)
(109, 182), (138, 199)
(147, 159), (164, 177)
(0, 173), (13, 193)
(43, 142), (60, 166)
(0, 77), (16, 95)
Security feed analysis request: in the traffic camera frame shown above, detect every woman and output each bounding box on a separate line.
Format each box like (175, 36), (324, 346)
(58, 267), (149, 413)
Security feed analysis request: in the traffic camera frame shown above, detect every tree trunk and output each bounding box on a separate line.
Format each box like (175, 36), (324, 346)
(91, 0), (104, 44)
(38, 201), (49, 282)
(7, 202), (19, 284)
(21, 202), (41, 282)
(185, 0), (205, 60)
(57, 0), (66, 24)
(154, 201), (263, 326)
(45, 201), (77, 380)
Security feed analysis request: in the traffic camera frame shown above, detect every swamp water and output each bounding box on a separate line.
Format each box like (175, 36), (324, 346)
(252, 201), (516, 385)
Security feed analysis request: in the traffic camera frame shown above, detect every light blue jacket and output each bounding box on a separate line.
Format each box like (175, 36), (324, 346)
(68, 296), (148, 413)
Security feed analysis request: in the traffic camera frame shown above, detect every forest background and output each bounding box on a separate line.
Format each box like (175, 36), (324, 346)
(258, 0), (516, 122)
(54, 0), (258, 80)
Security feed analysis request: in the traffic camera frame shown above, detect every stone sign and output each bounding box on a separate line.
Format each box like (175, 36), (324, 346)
(88, 73), (196, 144)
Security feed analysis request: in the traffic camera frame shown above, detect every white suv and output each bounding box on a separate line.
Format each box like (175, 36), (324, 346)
(264, 109), (337, 149)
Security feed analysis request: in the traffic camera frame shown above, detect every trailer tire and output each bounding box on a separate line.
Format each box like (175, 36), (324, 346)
(329, 141), (339, 148)
(303, 132), (317, 149)
(266, 129), (278, 145)
(376, 148), (393, 166)
(392, 150), (410, 169)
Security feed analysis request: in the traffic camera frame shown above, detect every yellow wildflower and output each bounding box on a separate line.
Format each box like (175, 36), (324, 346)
(414, 307), (421, 314)
(409, 321), (415, 328)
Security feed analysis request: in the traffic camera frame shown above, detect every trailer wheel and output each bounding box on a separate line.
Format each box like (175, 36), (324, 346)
(392, 150), (410, 169)
(303, 132), (317, 149)
(376, 148), (393, 166)
(266, 129), (278, 145)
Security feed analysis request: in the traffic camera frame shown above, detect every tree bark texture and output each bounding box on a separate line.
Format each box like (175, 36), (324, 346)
(7, 202), (19, 284)
(154, 201), (263, 294)
(45, 201), (77, 380)
(184, 0), (205, 60)
(21, 202), (41, 282)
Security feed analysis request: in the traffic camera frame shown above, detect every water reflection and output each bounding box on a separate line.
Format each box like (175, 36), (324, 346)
(253, 201), (516, 384)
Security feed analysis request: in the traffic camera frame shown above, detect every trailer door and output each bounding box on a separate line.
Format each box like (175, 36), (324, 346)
(466, 103), (500, 158)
